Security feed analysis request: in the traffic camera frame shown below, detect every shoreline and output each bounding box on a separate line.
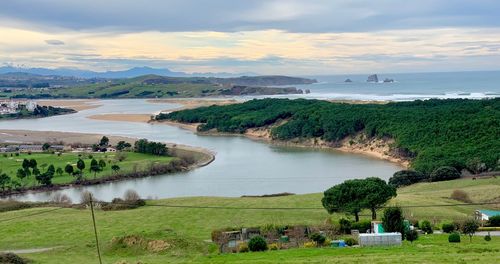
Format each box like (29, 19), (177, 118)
(0, 129), (215, 197)
(154, 120), (409, 168)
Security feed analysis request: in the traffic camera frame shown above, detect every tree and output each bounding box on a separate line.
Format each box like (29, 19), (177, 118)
(388, 170), (428, 187)
(42, 143), (51, 151)
(22, 159), (30, 170)
(29, 158), (37, 168)
(116, 141), (132, 151)
(382, 206), (405, 234)
(488, 215), (500, 227)
(99, 136), (109, 147)
(322, 179), (365, 222)
(32, 167), (40, 177)
(56, 167), (63, 176)
(47, 164), (55, 175)
(405, 229), (419, 243)
(362, 177), (396, 220)
(111, 164), (120, 174)
(16, 168), (27, 182)
(462, 219), (479, 242)
(0, 172), (11, 191)
(89, 159), (102, 178)
(98, 159), (106, 170)
(64, 164), (74, 176)
(76, 159), (85, 177)
(430, 166), (461, 182)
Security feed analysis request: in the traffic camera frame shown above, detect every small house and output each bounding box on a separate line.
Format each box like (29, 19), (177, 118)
(475, 210), (500, 221)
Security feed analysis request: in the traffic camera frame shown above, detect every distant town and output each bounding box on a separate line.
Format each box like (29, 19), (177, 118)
(0, 99), (38, 115)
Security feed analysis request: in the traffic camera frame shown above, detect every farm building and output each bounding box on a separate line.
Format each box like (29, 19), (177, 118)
(475, 210), (500, 221)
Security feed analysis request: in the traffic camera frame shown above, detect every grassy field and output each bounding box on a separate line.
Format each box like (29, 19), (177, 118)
(0, 152), (174, 186)
(0, 177), (498, 263)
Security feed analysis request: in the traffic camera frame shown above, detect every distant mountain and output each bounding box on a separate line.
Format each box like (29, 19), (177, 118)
(0, 66), (257, 79)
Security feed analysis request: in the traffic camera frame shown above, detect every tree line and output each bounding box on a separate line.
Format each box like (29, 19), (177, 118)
(160, 98), (500, 175)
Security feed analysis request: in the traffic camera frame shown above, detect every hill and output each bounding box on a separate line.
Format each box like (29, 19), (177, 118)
(159, 98), (500, 174)
(0, 177), (498, 263)
(1, 75), (316, 99)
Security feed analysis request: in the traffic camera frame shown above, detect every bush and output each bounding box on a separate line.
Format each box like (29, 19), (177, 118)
(450, 189), (472, 203)
(351, 220), (371, 233)
(50, 193), (72, 204)
(339, 218), (352, 234)
(388, 170), (428, 187)
(430, 166), (461, 182)
(123, 189), (141, 201)
(268, 243), (279, 250)
(303, 241), (316, 248)
(420, 220), (433, 234)
(344, 237), (358, 246)
(80, 190), (93, 205)
(448, 232), (461, 243)
(382, 206), (404, 233)
(0, 253), (29, 264)
(484, 235), (491, 242)
(405, 229), (419, 243)
(238, 243), (249, 253)
(248, 236), (267, 252)
(309, 233), (326, 246)
(442, 223), (455, 233)
(488, 215), (500, 227)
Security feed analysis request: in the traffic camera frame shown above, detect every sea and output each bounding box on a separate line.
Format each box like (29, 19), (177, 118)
(282, 71), (500, 101)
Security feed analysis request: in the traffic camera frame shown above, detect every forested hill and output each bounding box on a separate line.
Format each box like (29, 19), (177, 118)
(158, 98), (500, 174)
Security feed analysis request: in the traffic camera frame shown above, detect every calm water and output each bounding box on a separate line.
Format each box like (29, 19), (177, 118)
(0, 99), (402, 202)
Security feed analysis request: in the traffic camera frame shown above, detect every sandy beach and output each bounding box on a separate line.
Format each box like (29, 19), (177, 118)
(38, 99), (101, 111)
(87, 113), (153, 123)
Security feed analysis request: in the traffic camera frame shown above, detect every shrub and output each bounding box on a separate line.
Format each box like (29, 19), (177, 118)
(382, 206), (404, 233)
(268, 243), (279, 250)
(248, 236), (267, 252)
(303, 241), (316, 248)
(80, 190), (94, 205)
(0, 253), (29, 264)
(462, 218), (479, 242)
(450, 189), (472, 203)
(420, 220), (433, 234)
(488, 215), (500, 227)
(238, 243), (249, 253)
(484, 234), (491, 242)
(309, 233), (326, 246)
(123, 189), (141, 201)
(351, 220), (371, 233)
(388, 170), (428, 187)
(442, 223), (455, 233)
(448, 232), (461, 243)
(344, 237), (358, 246)
(405, 229), (419, 243)
(339, 218), (352, 234)
(51, 193), (72, 204)
(430, 166), (461, 182)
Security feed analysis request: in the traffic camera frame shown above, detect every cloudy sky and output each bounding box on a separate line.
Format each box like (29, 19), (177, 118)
(1, 0), (500, 75)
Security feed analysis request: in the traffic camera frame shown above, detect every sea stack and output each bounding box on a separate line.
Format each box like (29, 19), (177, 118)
(383, 78), (394, 83)
(367, 74), (378, 82)
(344, 78), (353, 83)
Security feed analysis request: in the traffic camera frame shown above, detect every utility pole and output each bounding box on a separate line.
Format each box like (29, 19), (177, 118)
(89, 194), (103, 264)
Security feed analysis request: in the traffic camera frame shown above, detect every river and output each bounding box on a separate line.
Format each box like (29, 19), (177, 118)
(0, 99), (402, 202)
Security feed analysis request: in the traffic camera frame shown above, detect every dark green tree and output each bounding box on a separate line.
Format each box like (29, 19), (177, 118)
(42, 143), (51, 151)
(322, 179), (365, 222)
(362, 177), (397, 220)
(389, 170), (428, 187)
(382, 206), (405, 234)
(98, 159), (106, 170)
(55, 167), (63, 176)
(116, 141), (132, 151)
(111, 164), (120, 174)
(0, 172), (11, 191)
(29, 158), (37, 168)
(430, 166), (461, 182)
(64, 164), (74, 176)
(89, 159), (101, 178)
(99, 136), (109, 147)
(76, 159), (85, 177)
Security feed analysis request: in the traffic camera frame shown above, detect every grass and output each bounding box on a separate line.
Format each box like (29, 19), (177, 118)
(0, 152), (174, 186)
(0, 177), (498, 263)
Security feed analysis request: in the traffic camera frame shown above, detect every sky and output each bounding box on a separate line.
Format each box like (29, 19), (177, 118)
(1, 0), (500, 75)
